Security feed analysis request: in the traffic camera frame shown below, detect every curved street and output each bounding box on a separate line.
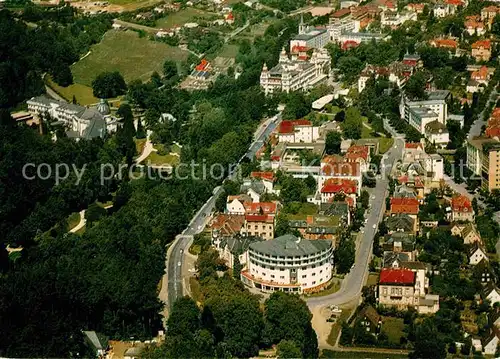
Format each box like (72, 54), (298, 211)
(307, 137), (405, 308)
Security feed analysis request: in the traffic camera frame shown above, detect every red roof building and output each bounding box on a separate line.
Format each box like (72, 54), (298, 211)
(278, 119), (312, 134)
(321, 161), (361, 177)
(451, 195), (472, 213)
(405, 142), (424, 150)
(345, 145), (370, 163)
(430, 39), (458, 49)
(379, 268), (415, 285)
(406, 3), (425, 13)
(250, 171), (275, 182)
(195, 59), (210, 71)
(342, 40), (360, 51)
(244, 202), (277, 215)
(471, 66), (489, 82)
(390, 197), (420, 215)
(320, 179), (358, 194)
(331, 8), (352, 18)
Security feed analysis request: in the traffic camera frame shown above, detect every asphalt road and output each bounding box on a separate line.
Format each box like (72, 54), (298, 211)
(307, 137), (405, 308)
(163, 113), (281, 313)
(468, 89), (498, 140)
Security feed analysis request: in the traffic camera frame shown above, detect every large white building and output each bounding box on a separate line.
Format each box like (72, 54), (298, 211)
(260, 48), (330, 95)
(241, 234), (333, 294)
(400, 90), (450, 134)
(290, 16), (329, 51)
(277, 119), (320, 143)
(27, 96), (118, 140)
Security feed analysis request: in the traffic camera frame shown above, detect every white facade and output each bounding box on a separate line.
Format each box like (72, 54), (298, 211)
(278, 125), (320, 143)
(485, 288), (500, 307)
(226, 198), (246, 215)
(470, 247), (488, 265)
(408, 107), (440, 133)
(381, 11), (417, 27)
(433, 4), (450, 18)
(328, 15), (355, 41)
(241, 235), (333, 294)
(291, 19), (329, 50)
(260, 49), (330, 95)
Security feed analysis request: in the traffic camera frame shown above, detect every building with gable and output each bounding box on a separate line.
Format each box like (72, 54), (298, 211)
(450, 195), (474, 222)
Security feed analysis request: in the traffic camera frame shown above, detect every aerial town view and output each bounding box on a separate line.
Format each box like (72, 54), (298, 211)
(3, 0), (500, 357)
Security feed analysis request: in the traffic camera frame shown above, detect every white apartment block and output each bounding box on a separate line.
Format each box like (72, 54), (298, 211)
(241, 235), (333, 294)
(290, 16), (329, 50)
(277, 119), (320, 143)
(260, 49), (330, 95)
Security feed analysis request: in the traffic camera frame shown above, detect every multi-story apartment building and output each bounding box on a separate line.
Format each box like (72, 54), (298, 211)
(378, 268), (417, 309)
(328, 8), (354, 41)
(277, 119), (320, 143)
(241, 234), (334, 294)
(400, 91), (450, 135)
(467, 137), (500, 191)
(260, 48), (330, 95)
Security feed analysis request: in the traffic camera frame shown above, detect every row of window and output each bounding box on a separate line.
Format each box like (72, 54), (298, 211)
(250, 259), (330, 271)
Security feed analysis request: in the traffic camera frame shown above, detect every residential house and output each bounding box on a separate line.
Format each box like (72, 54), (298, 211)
(242, 202), (279, 240)
(389, 198), (420, 217)
(250, 172), (277, 193)
(213, 235), (264, 268)
(344, 145), (371, 172)
(226, 194), (252, 215)
(424, 120), (450, 149)
(406, 3), (425, 14)
(481, 327), (500, 355)
(471, 40), (491, 62)
(357, 305), (382, 334)
(288, 215), (339, 240)
(451, 195), (474, 222)
(466, 137), (500, 191)
(482, 282), (500, 307)
(393, 184), (418, 199)
(386, 214), (416, 234)
(429, 38), (458, 51)
(378, 268), (416, 309)
(320, 178), (358, 204)
(319, 158), (362, 196)
(451, 222), (482, 244)
(433, 3), (450, 18)
(465, 16), (486, 36)
(469, 243), (489, 265)
(481, 5), (500, 25)
(474, 258), (495, 285)
(319, 202), (351, 226)
(383, 232), (416, 253)
(209, 214), (245, 240)
(383, 251), (412, 268)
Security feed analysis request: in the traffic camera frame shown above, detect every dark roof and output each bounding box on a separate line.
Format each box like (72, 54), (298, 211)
(425, 120), (449, 134)
(401, 261), (426, 270)
(358, 305), (381, 326)
(249, 234), (332, 257)
(383, 251), (410, 268)
(82, 118), (107, 139)
(319, 202), (349, 216)
(221, 236), (264, 255)
(386, 214), (415, 232)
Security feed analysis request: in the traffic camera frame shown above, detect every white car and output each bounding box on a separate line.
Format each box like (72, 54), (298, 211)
(177, 261), (181, 267)
(372, 224), (377, 229)
(371, 195), (376, 200)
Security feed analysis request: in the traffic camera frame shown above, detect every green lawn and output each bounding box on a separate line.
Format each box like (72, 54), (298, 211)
(361, 117), (374, 138)
(327, 306), (355, 347)
(135, 138), (147, 156)
(217, 44), (240, 58)
(381, 317), (406, 344)
(285, 202), (318, 218)
(378, 138), (394, 154)
(46, 77), (99, 105)
(145, 152), (180, 166)
(304, 280), (340, 298)
(71, 30), (189, 86)
(156, 8), (216, 28)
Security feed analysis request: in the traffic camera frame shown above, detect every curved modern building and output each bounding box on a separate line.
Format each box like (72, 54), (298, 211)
(241, 234), (333, 294)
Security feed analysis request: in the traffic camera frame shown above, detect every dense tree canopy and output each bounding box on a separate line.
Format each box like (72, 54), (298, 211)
(92, 71), (127, 99)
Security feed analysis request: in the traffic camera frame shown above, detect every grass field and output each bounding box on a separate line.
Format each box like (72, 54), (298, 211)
(156, 8), (216, 28)
(71, 30), (189, 86)
(381, 317), (406, 344)
(327, 306), (355, 347)
(217, 43), (240, 58)
(145, 152), (180, 166)
(46, 77), (99, 106)
(135, 138), (147, 156)
(379, 138), (394, 154)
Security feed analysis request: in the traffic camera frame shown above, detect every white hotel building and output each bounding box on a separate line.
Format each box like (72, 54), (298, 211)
(241, 234), (333, 294)
(260, 49), (330, 95)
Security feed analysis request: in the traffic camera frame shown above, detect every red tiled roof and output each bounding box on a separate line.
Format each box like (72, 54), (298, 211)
(195, 58), (209, 71)
(379, 268), (415, 285)
(390, 197), (419, 215)
(471, 66), (489, 81)
(486, 126), (500, 138)
(225, 12), (234, 20)
(451, 195), (472, 213)
(251, 171), (275, 182)
(278, 119), (312, 134)
(431, 39), (457, 49)
(405, 142), (424, 150)
(321, 179), (358, 194)
(491, 108), (500, 119)
(446, 0), (463, 6)
(210, 214), (245, 234)
(472, 39), (491, 49)
(244, 202), (277, 215)
(345, 145), (370, 162)
(321, 161), (361, 177)
(245, 214), (273, 223)
(291, 45), (310, 53)
(342, 40), (359, 50)
(331, 8), (351, 18)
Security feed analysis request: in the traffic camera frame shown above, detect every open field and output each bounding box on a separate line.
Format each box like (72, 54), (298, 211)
(134, 138), (147, 156)
(71, 30), (188, 86)
(46, 77), (99, 106)
(217, 43), (240, 59)
(145, 152), (180, 166)
(156, 8), (216, 28)
(378, 138), (394, 154)
(381, 317), (406, 345)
